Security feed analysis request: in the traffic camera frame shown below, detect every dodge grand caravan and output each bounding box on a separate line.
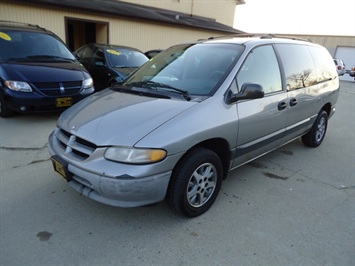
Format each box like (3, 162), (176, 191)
(0, 21), (94, 117)
(48, 36), (340, 217)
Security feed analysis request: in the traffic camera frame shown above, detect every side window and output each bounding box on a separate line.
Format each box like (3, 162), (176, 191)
(80, 46), (94, 61)
(93, 49), (105, 65)
(275, 44), (317, 90)
(236, 45), (282, 94)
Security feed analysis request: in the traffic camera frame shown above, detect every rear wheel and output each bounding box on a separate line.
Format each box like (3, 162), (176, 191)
(302, 110), (328, 147)
(166, 147), (223, 217)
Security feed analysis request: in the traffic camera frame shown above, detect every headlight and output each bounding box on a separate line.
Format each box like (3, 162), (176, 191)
(4, 81), (32, 92)
(104, 146), (167, 164)
(82, 78), (93, 89)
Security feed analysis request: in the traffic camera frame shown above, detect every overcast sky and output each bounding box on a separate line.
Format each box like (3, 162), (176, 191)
(234, 0), (355, 36)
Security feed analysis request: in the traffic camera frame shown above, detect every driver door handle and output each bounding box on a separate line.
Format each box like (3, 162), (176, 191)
(278, 101), (287, 110)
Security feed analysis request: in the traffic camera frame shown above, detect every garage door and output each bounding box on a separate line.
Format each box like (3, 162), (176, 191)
(335, 46), (355, 81)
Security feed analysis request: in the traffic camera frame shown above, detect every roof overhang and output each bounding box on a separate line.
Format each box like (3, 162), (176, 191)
(11, 0), (245, 34)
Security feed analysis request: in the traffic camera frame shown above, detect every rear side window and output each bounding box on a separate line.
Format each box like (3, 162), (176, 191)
(236, 45), (282, 94)
(275, 44), (317, 91)
(309, 46), (337, 82)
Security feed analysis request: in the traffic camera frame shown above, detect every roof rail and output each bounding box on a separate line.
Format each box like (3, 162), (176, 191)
(260, 34), (314, 43)
(206, 33), (314, 43)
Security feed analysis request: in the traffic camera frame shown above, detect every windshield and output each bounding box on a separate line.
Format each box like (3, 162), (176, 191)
(0, 30), (75, 61)
(124, 43), (244, 96)
(105, 48), (148, 68)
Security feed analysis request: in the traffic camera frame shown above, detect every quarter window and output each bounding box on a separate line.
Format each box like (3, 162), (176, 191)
(275, 44), (317, 90)
(236, 45), (282, 94)
(309, 46), (337, 82)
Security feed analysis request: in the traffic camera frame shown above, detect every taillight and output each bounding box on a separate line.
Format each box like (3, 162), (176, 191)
(338, 66), (342, 70)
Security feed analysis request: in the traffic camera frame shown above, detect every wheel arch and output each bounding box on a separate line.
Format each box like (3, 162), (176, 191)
(171, 138), (232, 181)
(166, 139), (229, 217)
(321, 102), (332, 116)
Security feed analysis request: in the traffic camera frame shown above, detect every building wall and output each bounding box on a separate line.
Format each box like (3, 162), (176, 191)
(120, 0), (239, 26)
(294, 35), (355, 57)
(0, 0), (225, 52)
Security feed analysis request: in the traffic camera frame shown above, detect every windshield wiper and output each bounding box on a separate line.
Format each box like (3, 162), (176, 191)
(26, 55), (75, 61)
(126, 81), (191, 101)
(111, 86), (170, 99)
(114, 65), (137, 68)
(2, 57), (24, 62)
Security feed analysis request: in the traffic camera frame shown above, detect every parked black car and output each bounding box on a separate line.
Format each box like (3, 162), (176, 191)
(0, 21), (95, 117)
(144, 49), (162, 59)
(75, 43), (149, 91)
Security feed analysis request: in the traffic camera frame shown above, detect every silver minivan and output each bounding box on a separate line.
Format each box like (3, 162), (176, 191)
(48, 36), (339, 217)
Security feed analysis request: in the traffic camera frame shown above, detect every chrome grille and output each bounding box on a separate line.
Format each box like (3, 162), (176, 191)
(56, 128), (97, 160)
(33, 81), (82, 96)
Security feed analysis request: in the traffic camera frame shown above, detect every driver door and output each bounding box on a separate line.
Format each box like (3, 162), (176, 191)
(232, 45), (289, 167)
(91, 49), (111, 90)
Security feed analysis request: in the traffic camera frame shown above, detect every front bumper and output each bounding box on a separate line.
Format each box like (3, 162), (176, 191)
(67, 163), (171, 207)
(48, 131), (173, 207)
(1, 87), (94, 113)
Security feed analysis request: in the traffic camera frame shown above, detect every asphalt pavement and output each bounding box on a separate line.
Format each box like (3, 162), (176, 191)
(0, 81), (354, 266)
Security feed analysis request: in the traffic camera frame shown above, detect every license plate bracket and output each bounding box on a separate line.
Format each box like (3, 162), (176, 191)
(51, 155), (72, 181)
(56, 97), (72, 107)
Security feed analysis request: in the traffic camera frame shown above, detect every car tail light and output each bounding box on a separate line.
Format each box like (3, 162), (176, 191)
(338, 66), (342, 70)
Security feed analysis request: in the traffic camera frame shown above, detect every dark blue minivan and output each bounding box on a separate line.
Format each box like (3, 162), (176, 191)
(0, 21), (95, 117)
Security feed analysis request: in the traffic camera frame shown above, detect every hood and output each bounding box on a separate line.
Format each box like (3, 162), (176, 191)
(1, 61), (87, 82)
(57, 89), (197, 146)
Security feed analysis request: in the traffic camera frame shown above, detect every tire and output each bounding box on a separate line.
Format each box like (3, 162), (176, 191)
(166, 147), (223, 217)
(0, 95), (14, 118)
(302, 110), (328, 147)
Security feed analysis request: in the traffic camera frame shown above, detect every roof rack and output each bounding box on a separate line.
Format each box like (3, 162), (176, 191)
(206, 33), (314, 43)
(259, 34), (313, 43)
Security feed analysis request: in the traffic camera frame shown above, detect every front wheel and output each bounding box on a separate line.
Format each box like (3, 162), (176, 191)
(302, 110), (328, 147)
(166, 147), (223, 217)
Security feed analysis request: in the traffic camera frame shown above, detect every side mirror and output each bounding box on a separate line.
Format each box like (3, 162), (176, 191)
(225, 82), (264, 104)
